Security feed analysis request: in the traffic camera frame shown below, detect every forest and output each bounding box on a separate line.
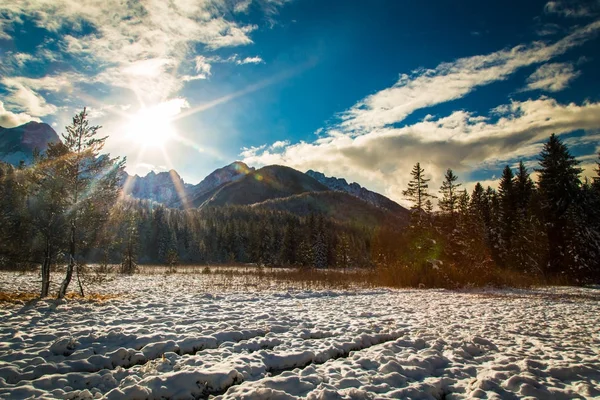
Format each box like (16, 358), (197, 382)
(1, 109), (599, 298)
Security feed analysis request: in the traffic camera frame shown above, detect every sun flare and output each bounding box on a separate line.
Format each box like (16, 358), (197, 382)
(125, 105), (177, 147)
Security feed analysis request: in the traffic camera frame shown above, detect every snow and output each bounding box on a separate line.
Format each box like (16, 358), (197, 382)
(0, 271), (599, 399)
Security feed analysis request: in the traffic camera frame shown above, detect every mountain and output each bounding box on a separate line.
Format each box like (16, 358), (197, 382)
(0, 121), (60, 165)
(123, 170), (192, 205)
(306, 170), (408, 215)
(180, 161), (255, 208)
(198, 165), (329, 208)
(122, 161), (254, 207)
(251, 191), (406, 226)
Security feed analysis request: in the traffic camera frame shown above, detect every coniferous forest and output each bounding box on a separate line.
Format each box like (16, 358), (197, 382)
(1, 109), (600, 297)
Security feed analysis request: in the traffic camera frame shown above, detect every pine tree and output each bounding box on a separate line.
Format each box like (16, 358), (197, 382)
(58, 108), (125, 298)
(514, 161), (534, 214)
(423, 198), (434, 227)
(467, 183), (492, 267)
(0, 162), (31, 269)
(512, 162), (539, 273)
(536, 134), (582, 275)
(497, 165), (516, 266)
(469, 183), (486, 224)
(403, 163), (434, 224)
(438, 169), (461, 228)
(120, 208), (139, 274)
(280, 218), (298, 265)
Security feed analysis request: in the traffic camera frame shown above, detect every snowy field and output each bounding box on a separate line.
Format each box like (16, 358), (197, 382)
(1, 271), (599, 399)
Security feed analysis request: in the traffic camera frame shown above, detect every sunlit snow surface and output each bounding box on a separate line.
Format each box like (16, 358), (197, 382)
(1, 271), (599, 399)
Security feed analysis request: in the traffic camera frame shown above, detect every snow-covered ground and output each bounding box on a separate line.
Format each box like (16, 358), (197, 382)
(1, 271), (599, 399)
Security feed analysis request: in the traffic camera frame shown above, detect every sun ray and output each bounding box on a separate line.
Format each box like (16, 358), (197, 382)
(171, 133), (226, 161)
(159, 146), (191, 210)
(119, 145), (148, 201)
(174, 59), (317, 121)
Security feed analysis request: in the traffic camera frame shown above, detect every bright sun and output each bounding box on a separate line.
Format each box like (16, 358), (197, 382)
(125, 105), (177, 147)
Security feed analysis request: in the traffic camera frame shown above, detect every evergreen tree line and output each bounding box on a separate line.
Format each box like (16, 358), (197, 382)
(396, 134), (600, 283)
(98, 202), (373, 269)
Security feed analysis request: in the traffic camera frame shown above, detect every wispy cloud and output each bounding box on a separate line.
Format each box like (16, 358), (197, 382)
(544, 0), (600, 18)
(338, 20), (600, 133)
(523, 62), (580, 92)
(237, 56), (264, 65)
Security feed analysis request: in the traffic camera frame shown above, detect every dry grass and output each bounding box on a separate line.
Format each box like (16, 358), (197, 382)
(0, 263), (560, 301)
(0, 290), (121, 304)
(137, 263), (545, 290)
(0, 291), (39, 304)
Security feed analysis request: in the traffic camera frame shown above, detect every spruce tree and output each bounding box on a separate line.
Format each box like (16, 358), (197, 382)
(536, 134), (582, 275)
(512, 161), (539, 273)
(402, 163), (434, 224)
(514, 161), (534, 214)
(467, 183), (492, 267)
(438, 169), (461, 228)
(120, 208), (139, 274)
(497, 165), (516, 266)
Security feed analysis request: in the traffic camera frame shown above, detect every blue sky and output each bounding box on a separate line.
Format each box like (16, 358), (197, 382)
(1, 0), (600, 202)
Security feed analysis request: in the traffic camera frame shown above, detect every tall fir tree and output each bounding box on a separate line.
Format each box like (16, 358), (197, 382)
(438, 169), (461, 228)
(402, 162), (434, 224)
(497, 165), (516, 266)
(512, 161), (539, 273)
(536, 134), (582, 275)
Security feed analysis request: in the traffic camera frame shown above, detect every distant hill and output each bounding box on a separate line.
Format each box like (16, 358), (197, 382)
(0, 121), (60, 165)
(251, 191), (407, 226)
(199, 165), (329, 208)
(306, 170), (408, 215)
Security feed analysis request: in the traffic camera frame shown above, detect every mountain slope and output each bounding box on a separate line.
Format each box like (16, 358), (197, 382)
(199, 165), (329, 208)
(0, 121), (60, 165)
(182, 161), (255, 208)
(306, 170), (408, 215)
(251, 191), (408, 226)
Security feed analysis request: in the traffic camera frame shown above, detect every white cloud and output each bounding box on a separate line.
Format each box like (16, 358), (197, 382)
(0, 101), (41, 128)
(243, 97), (600, 205)
(237, 56), (264, 64)
(0, 0), (287, 111)
(524, 62), (580, 92)
(195, 56), (213, 76)
(271, 140), (290, 149)
(544, 0), (599, 17)
(234, 0), (253, 13)
(338, 20), (600, 133)
(1, 72), (83, 117)
(1, 80), (58, 117)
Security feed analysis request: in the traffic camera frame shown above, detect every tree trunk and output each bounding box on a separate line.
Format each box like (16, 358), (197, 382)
(41, 237), (51, 298)
(58, 224), (76, 298)
(76, 264), (84, 297)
